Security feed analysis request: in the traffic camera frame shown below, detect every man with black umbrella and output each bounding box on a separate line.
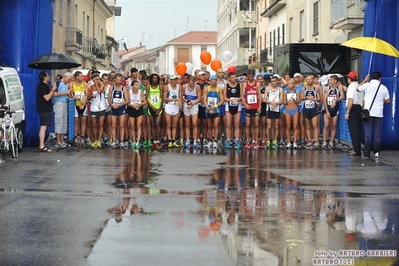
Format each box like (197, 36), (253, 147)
(36, 71), (56, 153)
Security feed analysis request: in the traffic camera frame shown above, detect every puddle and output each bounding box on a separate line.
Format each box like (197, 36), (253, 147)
(96, 149), (399, 265)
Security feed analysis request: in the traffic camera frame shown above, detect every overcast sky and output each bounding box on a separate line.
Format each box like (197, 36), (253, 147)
(115, 0), (217, 50)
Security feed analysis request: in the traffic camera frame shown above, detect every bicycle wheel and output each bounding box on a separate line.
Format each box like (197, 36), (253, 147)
(0, 140), (5, 167)
(10, 127), (18, 163)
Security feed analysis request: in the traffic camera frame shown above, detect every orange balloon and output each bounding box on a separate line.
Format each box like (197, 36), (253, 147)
(175, 62), (187, 76)
(200, 51), (212, 65)
(210, 59), (222, 72)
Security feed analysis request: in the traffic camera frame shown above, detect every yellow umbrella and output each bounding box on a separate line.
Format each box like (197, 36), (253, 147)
(340, 36), (399, 57)
(340, 36), (399, 74)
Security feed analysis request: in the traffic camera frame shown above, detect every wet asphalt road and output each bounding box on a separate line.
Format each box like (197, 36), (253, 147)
(0, 144), (398, 266)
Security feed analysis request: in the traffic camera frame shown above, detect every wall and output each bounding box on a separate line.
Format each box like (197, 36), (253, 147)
(0, 0), (53, 146)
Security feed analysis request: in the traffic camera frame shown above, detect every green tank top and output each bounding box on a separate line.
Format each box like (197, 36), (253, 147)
(148, 85), (161, 109)
(139, 83), (147, 97)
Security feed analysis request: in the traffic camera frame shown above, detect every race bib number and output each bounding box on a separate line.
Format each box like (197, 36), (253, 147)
(305, 100), (315, 109)
(207, 97), (217, 107)
(287, 93), (296, 101)
(75, 91), (85, 100)
(247, 94), (257, 104)
(113, 98), (123, 105)
(327, 96), (336, 105)
(150, 95), (160, 104)
(229, 97), (238, 106)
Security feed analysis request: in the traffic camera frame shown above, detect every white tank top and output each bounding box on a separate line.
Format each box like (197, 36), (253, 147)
(166, 84), (179, 104)
(129, 90), (142, 104)
(267, 86), (280, 112)
(90, 85), (106, 111)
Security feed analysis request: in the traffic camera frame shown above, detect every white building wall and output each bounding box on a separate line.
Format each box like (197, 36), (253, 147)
(166, 44), (175, 74)
(191, 45), (202, 73)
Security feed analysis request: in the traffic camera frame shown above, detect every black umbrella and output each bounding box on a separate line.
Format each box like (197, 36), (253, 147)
(28, 52), (81, 70)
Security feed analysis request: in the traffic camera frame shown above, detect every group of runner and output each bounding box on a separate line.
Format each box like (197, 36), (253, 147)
(66, 67), (346, 150)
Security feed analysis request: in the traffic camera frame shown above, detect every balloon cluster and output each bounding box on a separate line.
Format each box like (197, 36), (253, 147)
(175, 50), (237, 75)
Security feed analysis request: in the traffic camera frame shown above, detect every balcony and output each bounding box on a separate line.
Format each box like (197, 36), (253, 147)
(260, 48), (274, 67)
(237, 11), (256, 29)
(261, 0), (287, 18)
(237, 47), (255, 66)
(331, 0), (365, 30)
(95, 44), (107, 63)
(65, 28), (82, 51)
(248, 53), (261, 70)
(82, 37), (99, 59)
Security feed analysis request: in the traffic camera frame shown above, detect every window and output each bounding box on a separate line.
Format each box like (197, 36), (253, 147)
(67, 0), (71, 27)
(313, 2), (319, 35)
(282, 23), (285, 44)
(289, 18), (293, 43)
(299, 10), (304, 41)
(269, 31), (272, 51)
(59, 0), (63, 25)
(273, 29), (276, 48)
(277, 27), (280, 46)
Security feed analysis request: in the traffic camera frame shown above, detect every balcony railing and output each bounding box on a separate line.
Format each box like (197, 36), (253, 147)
(65, 28), (82, 51)
(96, 44), (107, 60)
(331, 0), (365, 30)
(82, 36), (99, 58)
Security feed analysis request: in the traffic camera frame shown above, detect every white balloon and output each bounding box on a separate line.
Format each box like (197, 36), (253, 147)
(222, 50), (233, 62)
(185, 62), (193, 74)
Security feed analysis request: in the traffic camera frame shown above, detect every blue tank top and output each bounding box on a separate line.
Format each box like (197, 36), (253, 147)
(206, 87), (220, 113)
(303, 88), (317, 112)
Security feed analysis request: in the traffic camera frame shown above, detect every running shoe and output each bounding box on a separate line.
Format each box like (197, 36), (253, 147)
(261, 140), (266, 149)
(225, 140), (232, 149)
(286, 142), (292, 149)
(244, 142), (250, 149)
(279, 140), (285, 147)
(321, 142), (328, 149)
(147, 140), (152, 147)
(375, 152), (380, 158)
(168, 141), (173, 148)
(131, 142), (137, 149)
(252, 140), (259, 149)
(193, 140), (198, 149)
(272, 140), (278, 149)
(293, 143), (299, 149)
(212, 140), (218, 149)
(85, 138), (92, 149)
(266, 140), (271, 150)
(119, 142), (125, 149)
(74, 136), (81, 147)
(155, 141), (162, 149)
(180, 139), (184, 147)
(234, 139), (242, 149)
(184, 140), (190, 149)
(80, 137), (85, 147)
(329, 141), (335, 149)
(172, 141), (180, 148)
(313, 141), (320, 149)
(305, 142), (313, 149)
(90, 140), (98, 148)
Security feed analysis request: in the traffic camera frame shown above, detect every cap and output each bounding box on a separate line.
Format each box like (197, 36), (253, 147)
(108, 76), (114, 81)
(237, 77), (244, 82)
(346, 71), (358, 80)
(130, 67), (138, 73)
(169, 74), (178, 80)
(209, 74), (217, 80)
(198, 71), (205, 75)
(293, 73), (302, 78)
(82, 75), (88, 82)
(263, 73), (272, 82)
(121, 79), (127, 86)
(273, 74), (281, 80)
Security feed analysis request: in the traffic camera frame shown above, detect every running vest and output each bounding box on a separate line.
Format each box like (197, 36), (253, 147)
(303, 87), (317, 111)
(245, 80), (259, 109)
(148, 85), (161, 109)
(139, 83), (147, 97)
(267, 86), (280, 112)
(129, 90), (142, 104)
(196, 82), (208, 107)
(165, 84), (179, 104)
(72, 81), (85, 106)
(206, 86), (220, 113)
(327, 86), (339, 107)
(111, 86), (125, 105)
(90, 85), (106, 111)
(184, 83), (198, 101)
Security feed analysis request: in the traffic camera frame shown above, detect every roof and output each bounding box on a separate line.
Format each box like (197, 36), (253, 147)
(117, 46), (144, 57)
(167, 31), (217, 44)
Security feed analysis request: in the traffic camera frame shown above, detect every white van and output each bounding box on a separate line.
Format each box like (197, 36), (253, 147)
(0, 67), (25, 151)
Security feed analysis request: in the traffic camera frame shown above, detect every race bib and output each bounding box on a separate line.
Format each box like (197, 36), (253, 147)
(247, 94), (257, 104)
(229, 97), (238, 106)
(150, 95), (160, 104)
(287, 93), (296, 101)
(305, 100), (315, 109)
(113, 98), (123, 105)
(207, 97), (217, 107)
(75, 91), (85, 100)
(327, 96), (336, 106)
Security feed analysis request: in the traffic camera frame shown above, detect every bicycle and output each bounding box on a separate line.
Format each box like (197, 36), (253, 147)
(0, 107), (20, 167)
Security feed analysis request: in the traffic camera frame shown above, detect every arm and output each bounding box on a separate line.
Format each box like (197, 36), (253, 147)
(345, 98), (354, 120)
(218, 90), (225, 106)
(43, 83), (57, 101)
(140, 91), (147, 106)
(277, 88), (283, 105)
(357, 75), (370, 92)
(122, 88), (130, 106)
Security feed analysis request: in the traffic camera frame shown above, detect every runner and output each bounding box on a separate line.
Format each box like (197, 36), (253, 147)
(102, 74), (112, 147)
(147, 74), (163, 149)
(108, 74), (129, 149)
(88, 73), (106, 148)
(140, 75), (150, 148)
(241, 70), (261, 149)
(258, 74), (267, 148)
(283, 79), (300, 149)
(127, 80), (147, 149)
(224, 72), (242, 149)
(181, 75), (201, 149)
(264, 75), (283, 149)
(163, 74), (181, 148)
(322, 75), (344, 149)
(70, 71), (88, 147)
(293, 73), (306, 147)
(196, 71), (209, 147)
(301, 75), (322, 149)
(203, 75), (224, 149)
(216, 68), (227, 143)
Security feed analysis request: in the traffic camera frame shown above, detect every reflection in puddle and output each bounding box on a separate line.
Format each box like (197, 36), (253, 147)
(103, 150), (399, 265)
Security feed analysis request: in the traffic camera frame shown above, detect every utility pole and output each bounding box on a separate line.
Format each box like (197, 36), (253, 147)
(187, 17), (189, 33)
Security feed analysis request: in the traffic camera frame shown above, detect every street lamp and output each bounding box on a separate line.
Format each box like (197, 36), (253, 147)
(117, 36), (128, 52)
